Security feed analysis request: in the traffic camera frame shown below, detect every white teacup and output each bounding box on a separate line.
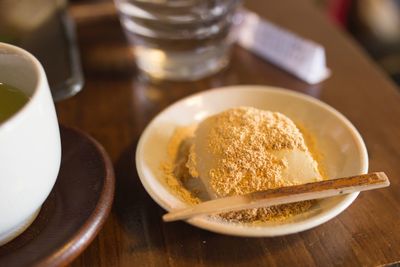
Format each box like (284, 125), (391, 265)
(0, 43), (61, 245)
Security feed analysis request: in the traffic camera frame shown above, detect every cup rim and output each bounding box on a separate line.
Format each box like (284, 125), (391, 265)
(0, 42), (47, 130)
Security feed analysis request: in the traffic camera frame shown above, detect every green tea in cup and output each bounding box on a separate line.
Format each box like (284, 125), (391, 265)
(0, 82), (29, 123)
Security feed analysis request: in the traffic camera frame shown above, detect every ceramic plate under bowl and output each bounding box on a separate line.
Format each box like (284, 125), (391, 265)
(0, 125), (115, 266)
(136, 85), (368, 237)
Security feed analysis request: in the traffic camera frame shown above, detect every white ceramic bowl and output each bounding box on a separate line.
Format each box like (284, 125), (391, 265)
(136, 85), (368, 237)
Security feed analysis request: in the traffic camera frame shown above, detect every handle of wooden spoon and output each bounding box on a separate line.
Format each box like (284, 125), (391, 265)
(163, 172), (390, 222)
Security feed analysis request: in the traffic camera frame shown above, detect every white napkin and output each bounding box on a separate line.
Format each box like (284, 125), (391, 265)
(237, 10), (331, 84)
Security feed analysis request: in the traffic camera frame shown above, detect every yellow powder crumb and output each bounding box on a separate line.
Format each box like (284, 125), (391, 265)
(161, 107), (325, 224)
(191, 107), (313, 197)
(162, 126), (200, 204)
(161, 163), (199, 205)
(207, 107), (307, 153)
(215, 201), (315, 223)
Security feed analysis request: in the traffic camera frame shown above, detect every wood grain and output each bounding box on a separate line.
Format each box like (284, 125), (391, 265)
(56, 0), (400, 266)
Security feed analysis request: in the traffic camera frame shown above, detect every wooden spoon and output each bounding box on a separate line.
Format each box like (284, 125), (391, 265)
(163, 172), (389, 222)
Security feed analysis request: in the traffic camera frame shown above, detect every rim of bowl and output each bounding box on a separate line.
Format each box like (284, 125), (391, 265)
(0, 42), (47, 130)
(136, 85), (369, 236)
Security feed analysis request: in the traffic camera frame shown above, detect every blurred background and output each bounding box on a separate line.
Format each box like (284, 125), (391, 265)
(0, 0), (399, 88)
(312, 0), (400, 85)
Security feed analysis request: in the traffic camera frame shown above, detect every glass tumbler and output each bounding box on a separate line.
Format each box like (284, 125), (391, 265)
(114, 0), (241, 81)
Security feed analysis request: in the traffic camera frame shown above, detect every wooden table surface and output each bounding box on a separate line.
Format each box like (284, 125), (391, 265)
(57, 0), (400, 266)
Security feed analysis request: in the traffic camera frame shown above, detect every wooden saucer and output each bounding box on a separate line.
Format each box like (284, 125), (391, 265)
(0, 125), (115, 266)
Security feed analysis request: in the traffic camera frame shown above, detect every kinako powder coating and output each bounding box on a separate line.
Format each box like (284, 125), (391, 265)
(162, 107), (325, 224)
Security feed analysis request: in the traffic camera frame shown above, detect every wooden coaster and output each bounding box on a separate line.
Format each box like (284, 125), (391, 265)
(0, 125), (115, 266)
